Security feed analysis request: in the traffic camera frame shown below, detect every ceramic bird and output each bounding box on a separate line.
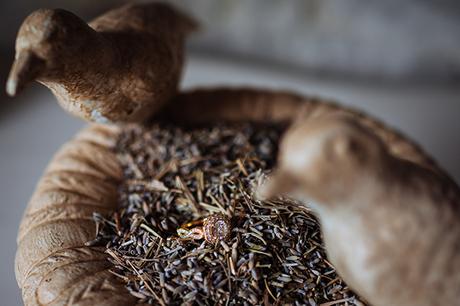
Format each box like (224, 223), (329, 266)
(257, 116), (460, 306)
(6, 3), (197, 123)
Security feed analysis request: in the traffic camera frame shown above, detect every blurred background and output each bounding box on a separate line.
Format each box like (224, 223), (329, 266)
(1, 0), (459, 304)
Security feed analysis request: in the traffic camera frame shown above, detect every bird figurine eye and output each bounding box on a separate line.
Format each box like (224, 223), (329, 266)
(177, 214), (231, 244)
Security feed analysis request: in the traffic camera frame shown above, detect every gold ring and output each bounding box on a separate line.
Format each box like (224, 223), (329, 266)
(177, 214), (231, 244)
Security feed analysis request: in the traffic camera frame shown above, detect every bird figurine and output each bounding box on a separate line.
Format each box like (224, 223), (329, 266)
(6, 2), (197, 123)
(257, 115), (460, 306)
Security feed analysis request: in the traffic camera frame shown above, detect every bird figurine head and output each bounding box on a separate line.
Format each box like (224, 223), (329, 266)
(258, 115), (389, 207)
(6, 3), (197, 123)
(6, 9), (95, 96)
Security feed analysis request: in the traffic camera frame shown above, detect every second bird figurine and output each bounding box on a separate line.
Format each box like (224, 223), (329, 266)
(6, 3), (197, 123)
(258, 115), (460, 306)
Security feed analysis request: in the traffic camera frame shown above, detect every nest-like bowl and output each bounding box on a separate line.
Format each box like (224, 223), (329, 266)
(16, 88), (442, 306)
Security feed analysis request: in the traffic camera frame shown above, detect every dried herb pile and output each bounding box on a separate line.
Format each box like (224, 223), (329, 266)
(91, 123), (364, 306)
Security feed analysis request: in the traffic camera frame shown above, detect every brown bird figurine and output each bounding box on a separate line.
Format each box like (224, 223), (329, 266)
(257, 116), (460, 306)
(6, 3), (197, 123)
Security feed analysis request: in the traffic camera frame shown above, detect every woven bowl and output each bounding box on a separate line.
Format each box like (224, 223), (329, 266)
(16, 88), (442, 306)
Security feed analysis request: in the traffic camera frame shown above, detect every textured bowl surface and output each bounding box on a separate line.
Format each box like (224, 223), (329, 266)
(15, 88), (443, 306)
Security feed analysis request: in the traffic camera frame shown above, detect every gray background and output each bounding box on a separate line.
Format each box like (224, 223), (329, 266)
(2, 0), (460, 82)
(1, 1), (460, 305)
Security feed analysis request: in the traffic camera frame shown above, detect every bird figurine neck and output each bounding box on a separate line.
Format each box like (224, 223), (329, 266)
(6, 3), (197, 123)
(258, 115), (460, 306)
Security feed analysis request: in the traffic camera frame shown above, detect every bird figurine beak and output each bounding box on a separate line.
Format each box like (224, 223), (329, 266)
(256, 170), (298, 201)
(6, 51), (45, 96)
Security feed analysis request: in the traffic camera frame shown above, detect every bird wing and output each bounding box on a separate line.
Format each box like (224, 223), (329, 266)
(89, 2), (198, 36)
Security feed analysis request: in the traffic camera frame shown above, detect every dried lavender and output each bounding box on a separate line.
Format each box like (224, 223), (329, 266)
(91, 123), (365, 306)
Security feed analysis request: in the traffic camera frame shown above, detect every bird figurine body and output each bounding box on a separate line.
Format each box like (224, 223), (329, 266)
(257, 116), (460, 306)
(6, 3), (197, 123)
